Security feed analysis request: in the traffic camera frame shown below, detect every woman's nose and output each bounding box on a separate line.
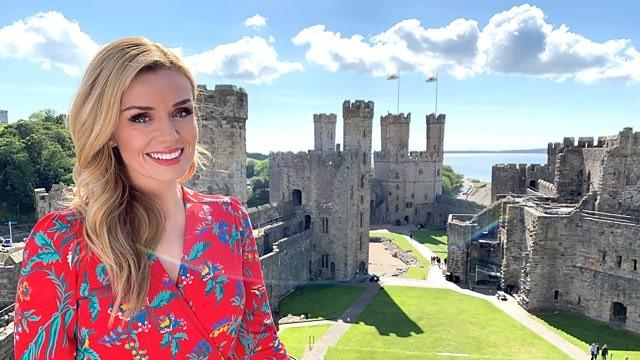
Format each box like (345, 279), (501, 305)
(156, 116), (180, 142)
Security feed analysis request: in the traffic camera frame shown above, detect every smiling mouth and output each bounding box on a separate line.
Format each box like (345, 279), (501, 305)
(146, 148), (184, 160)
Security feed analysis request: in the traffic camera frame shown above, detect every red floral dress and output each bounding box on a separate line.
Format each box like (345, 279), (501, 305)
(13, 187), (289, 360)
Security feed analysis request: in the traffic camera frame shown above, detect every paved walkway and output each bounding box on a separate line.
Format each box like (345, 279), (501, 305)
(301, 284), (381, 360)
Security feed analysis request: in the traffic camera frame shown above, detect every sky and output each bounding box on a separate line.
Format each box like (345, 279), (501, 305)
(0, 1), (639, 152)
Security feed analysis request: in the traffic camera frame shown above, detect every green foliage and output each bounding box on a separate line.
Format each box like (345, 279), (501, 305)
(246, 157), (269, 208)
(247, 152), (268, 161)
(442, 164), (464, 197)
(0, 109), (74, 219)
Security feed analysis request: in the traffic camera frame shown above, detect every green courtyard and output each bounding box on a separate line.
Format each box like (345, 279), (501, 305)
(410, 229), (449, 260)
(324, 286), (569, 359)
(535, 312), (640, 359)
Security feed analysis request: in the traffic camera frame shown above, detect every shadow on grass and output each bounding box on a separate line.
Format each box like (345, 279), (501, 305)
(278, 283), (367, 320)
(410, 230), (447, 247)
(537, 312), (640, 352)
(355, 287), (423, 337)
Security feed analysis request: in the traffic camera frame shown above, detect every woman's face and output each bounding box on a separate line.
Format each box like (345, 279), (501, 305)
(113, 68), (197, 191)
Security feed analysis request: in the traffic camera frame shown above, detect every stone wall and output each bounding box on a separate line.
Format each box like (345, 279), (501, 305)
(260, 229), (313, 311)
(189, 84), (248, 204)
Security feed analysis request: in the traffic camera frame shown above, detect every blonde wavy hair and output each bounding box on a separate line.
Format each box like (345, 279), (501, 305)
(67, 37), (204, 323)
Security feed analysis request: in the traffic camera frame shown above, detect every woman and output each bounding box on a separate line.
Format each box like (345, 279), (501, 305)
(14, 37), (289, 359)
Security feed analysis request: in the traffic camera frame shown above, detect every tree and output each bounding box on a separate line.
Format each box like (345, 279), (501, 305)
(0, 109), (75, 220)
(442, 165), (464, 197)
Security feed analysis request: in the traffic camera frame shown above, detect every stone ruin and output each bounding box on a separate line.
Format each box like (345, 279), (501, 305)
(448, 127), (640, 333)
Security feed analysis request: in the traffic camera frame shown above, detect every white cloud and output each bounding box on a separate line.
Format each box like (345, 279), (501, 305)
(244, 14), (267, 29)
(184, 36), (303, 84)
(0, 12), (301, 84)
(293, 4), (640, 83)
(0, 11), (99, 76)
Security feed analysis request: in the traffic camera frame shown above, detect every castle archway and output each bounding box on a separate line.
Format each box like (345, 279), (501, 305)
(292, 189), (302, 205)
(611, 302), (627, 324)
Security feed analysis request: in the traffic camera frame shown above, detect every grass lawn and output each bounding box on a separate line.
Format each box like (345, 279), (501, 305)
(370, 230), (430, 280)
(535, 312), (640, 359)
(279, 324), (332, 359)
(278, 283), (366, 320)
(410, 229), (448, 260)
(325, 287), (569, 359)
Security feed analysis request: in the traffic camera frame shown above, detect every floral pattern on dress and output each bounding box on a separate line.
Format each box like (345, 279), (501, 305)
(14, 188), (289, 360)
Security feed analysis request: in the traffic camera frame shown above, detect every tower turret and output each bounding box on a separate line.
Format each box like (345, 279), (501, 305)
(426, 113), (445, 157)
(342, 100), (374, 166)
(313, 113), (337, 152)
(380, 113), (410, 154)
(190, 84), (248, 203)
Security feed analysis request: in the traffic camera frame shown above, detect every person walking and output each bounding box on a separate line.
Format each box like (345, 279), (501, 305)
(590, 342), (597, 360)
(601, 344), (608, 360)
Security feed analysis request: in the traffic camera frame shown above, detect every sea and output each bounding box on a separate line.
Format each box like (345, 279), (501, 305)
(443, 153), (548, 182)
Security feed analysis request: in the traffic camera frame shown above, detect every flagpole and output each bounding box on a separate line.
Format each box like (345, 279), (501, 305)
(435, 72), (438, 116)
(397, 72), (400, 113)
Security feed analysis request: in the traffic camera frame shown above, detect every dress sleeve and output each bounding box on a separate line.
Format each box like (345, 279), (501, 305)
(230, 198), (289, 359)
(14, 211), (80, 360)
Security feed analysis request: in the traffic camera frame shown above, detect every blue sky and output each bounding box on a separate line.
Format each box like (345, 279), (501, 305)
(1, 1), (638, 152)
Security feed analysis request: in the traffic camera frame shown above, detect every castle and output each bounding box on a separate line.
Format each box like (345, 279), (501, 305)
(371, 112), (446, 226)
(448, 128), (640, 333)
(0, 110), (7, 124)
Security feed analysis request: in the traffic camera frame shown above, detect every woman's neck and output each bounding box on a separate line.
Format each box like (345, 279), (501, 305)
(136, 181), (184, 216)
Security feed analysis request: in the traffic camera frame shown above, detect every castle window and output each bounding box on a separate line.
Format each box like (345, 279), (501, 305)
(554, 290), (560, 300)
(363, 130), (366, 138)
(414, 208), (417, 215)
(616, 255), (622, 268)
(601, 251), (606, 266)
(321, 217), (329, 234)
(395, 204), (399, 213)
(359, 212), (363, 227)
(418, 169), (423, 175)
(395, 172), (400, 179)
(411, 193), (414, 198)
(322, 254), (329, 268)
(531, 165), (536, 172)
(633, 259), (638, 271)
(362, 153), (366, 165)
(359, 235), (363, 250)
(577, 295), (581, 305)
(436, 168), (441, 177)
(360, 195), (364, 204)
(396, 184), (399, 190)
(360, 175), (365, 188)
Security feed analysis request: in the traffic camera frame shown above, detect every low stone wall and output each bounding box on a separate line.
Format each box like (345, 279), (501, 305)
(260, 229), (313, 311)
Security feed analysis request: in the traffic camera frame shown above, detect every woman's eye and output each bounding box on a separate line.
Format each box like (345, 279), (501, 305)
(129, 112), (150, 124)
(174, 107), (193, 118)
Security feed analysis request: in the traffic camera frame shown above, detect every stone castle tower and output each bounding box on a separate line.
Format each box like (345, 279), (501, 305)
(189, 84), (248, 204)
(372, 113), (445, 226)
(269, 100), (373, 280)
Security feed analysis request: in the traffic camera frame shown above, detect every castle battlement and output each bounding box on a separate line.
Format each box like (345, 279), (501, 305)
(196, 83), (248, 120)
(374, 151), (440, 162)
(492, 163), (528, 170)
(343, 100), (374, 118)
(577, 137), (595, 148)
(313, 113), (337, 123)
(381, 112), (410, 124)
(426, 113), (446, 124)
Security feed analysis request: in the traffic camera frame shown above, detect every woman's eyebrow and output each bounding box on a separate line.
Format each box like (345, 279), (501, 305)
(120, 98), (192, 112)
(172, 98), (192, 107)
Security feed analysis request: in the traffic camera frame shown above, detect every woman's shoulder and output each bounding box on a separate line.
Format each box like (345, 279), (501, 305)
(183, 187), (245, 209)
(26, 208), (84, 253)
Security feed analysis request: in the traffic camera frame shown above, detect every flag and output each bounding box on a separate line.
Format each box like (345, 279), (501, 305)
(387, 73), (398, 80)
(426, 74), (438, 82)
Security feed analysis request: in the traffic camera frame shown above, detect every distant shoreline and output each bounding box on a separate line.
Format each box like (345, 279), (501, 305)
(444, 148), (546, 154)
